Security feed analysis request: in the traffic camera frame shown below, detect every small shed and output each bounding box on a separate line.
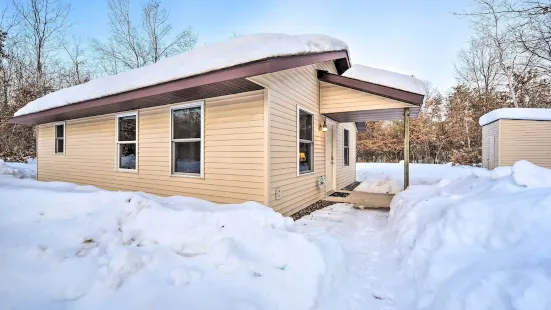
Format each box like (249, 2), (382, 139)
(479, 108), (551, 169)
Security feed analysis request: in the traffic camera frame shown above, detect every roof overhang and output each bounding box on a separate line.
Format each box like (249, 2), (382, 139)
(318, 70), (424, 129)
(11, 51), (350, 125)
(317, 70), (424, 106)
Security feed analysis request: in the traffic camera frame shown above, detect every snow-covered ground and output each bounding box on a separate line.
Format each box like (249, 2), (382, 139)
(2, 160), (551, 309)
(355, 162), (485, 194)
(0, 158), (37, 179)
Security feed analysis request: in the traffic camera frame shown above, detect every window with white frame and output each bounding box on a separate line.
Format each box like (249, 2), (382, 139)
(116, 113), (137, 170)
(55, 123), (65, 154)
(298, 108), (314, 174)
(344, 129), (350, 166)
(171, 102), (203, 176)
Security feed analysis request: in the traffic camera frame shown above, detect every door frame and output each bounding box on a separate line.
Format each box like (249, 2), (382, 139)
(325, 118), (337, 192)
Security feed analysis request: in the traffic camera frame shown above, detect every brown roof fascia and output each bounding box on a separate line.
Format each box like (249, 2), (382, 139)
(10, 50), (350, 125)
(324, 108), (420, 123)
(317, 70), (424, 106)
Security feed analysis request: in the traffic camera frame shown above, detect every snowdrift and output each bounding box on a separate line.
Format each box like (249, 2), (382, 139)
(0, 158), (36, 179)
(387, 160), (551, 310)
(0, 173), (340, 310)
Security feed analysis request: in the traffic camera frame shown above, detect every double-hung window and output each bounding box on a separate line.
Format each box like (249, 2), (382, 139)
(344, 129), (350, 166)
(298, 107), (314, 174)
(55, 122), (65, 154)
(116, 113), (137, 171)
(171, 102), (203, 177)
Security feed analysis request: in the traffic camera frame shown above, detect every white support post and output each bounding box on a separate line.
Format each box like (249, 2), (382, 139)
(404, 108), (410, 190)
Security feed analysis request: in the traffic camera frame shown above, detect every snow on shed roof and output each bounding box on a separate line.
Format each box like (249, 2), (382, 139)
(15, 33), (348, 117)
(342, 65), (426, 95)
(479, 108), (551, 126)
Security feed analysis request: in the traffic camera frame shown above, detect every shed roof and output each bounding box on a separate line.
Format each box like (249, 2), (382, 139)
(479, 108), (551, 126)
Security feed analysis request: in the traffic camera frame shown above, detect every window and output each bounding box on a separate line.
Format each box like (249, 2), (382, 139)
(116, 113), (137, 171)
(344, 129), (350, 166)
(55, 123), (65, 154)
(171, 102), (203, 176)
(298, 108), (314, 174)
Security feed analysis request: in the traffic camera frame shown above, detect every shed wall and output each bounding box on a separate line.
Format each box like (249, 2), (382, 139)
(37, 90), (266, 204)
(482, 121), (499, 169)
(499, 119), (551, 168)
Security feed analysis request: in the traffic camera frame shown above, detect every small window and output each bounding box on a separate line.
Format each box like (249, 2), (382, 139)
(344, 129), (350, 166)
(171, 103), (203, 176)
(55, 123), (65, 154)
(116, 113), (137, 171)
(298, 108), (314, 174)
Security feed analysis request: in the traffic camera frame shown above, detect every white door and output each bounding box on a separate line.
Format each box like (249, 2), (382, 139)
(325, 123), (335, 192)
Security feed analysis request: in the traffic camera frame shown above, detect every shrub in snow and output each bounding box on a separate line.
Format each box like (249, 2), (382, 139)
(387, 160), (551, 309)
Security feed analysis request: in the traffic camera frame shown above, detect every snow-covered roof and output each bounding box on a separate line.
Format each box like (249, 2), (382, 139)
(15, 33), (348, 117)
(479, 108), (551, 126)
(342, 65), (426, 95)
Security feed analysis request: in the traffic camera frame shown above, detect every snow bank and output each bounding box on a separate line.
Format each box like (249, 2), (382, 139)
(0, 158), (37, 179)
(387, 160), (551, 309)
(355, 163), (485, 194)
(15, 33), (348, 116)
(479, 108), (551, 126)
(342, 64), (426, 95)
(0, 175), (339, 309)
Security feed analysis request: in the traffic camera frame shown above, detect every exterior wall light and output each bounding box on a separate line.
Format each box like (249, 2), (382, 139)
(321, 121), (328, 132)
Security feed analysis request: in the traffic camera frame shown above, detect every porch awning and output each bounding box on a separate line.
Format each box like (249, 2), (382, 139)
(317, 67), (425, 129)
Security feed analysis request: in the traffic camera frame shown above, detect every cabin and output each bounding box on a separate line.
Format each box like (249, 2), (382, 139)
(10, 34), (426, 216)
(480, 108), (551, 170)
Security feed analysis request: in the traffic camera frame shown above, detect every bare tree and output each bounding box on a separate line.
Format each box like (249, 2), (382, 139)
(11, 0), (70, 91)
(142, 0), (196, 63)
(455, 38), (500, 103)
(61, 36), (90, 86)
(93, 0), (197, 74)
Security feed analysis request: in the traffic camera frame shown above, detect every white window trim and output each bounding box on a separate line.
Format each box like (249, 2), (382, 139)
(115, 111), (138, 173)
(169, 101), (204, 179)
(54, 121), (65, 155)
(344, 128), (350, 167)
(296, 105), (315, 176)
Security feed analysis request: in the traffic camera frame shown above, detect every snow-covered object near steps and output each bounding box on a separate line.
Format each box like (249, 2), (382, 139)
(0, 174), (340, 309)
(387, 160), (551, 309)
(342, 64), (426, 95)
(15, 34), (348, 116)
(479, 108), (551, 126)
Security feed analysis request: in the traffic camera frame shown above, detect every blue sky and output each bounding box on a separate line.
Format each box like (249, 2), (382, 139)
(69, 0), (474, 92)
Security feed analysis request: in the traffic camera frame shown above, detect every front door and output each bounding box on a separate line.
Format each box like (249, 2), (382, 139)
(325, 123), (335, 192)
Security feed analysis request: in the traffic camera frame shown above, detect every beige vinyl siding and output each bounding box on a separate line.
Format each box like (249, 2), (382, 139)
(336, 123), (357, 189)
(499, 119), (551, 168)
(482, 120), (499, 169)
(249, 62), (337, 215)
(37, 90), (266, 204)
(320, 81), (415, 114)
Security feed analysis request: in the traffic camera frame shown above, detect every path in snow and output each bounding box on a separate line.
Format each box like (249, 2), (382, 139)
(296, 204), (398, 310)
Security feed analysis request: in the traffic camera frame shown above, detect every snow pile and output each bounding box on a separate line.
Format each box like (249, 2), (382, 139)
(0, 158), (37, 179)
(355, 162), (485, 194)
(342, 64), (426, 95)
(15, 33), (348, 116)
(479, 108), (551, 126)
(0, 175), (339, 309)
(387, 160), (551, 309)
